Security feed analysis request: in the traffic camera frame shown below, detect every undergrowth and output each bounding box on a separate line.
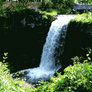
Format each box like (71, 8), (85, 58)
(36, 51), (92, 92)
(0, 53), (35, 92)
(0, 51), (92, 92)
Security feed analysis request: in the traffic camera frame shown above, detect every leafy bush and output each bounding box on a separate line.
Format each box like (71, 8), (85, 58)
(69, 12), (92, 31)
(36, 60), (92, 92)
(0, 53), (35, 92)
(72, 12), (92, 24)
(40, 0), (74, 14)
(44, 0), (53, 8)
(16, 2), (28, 11)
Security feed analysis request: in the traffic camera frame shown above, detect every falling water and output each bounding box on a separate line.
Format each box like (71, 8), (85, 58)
(12, 15), (76, 83)
(40, 15), (76, 71)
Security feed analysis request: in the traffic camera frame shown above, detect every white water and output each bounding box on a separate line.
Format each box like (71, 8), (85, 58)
(40, 15), (76, 71)
(13, 15), (76, 83)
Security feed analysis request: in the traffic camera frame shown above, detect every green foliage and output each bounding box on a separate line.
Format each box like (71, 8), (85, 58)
(40, 0), (92, 14)
(0, 9), (7, 17)
(16, 2), (28, 11)
(44, 0), (53, 8)
(0, 0), (3, 7)
(36, 58), (92, 92)
(0, 53), (35, 92)
(53, 0), (74, 13)
(40, 0), (74, 14)
(0, 4), (92, 92)
(72, 12), (92, 24)
(0, 52), (92, 92)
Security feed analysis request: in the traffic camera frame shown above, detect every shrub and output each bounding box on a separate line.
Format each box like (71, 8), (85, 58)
(0, 53), (35, 92)
(36, 58), (92, 92)
(40, 0), (74, 14)
(72, 12), (92, 24)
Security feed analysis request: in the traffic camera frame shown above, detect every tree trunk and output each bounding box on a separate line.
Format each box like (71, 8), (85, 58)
(34, 0), (37, 12)
(42, 0), (45, 7)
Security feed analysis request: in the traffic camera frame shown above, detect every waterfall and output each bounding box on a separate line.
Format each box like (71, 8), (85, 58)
(12, 15), (76, 83)
(40, 15), (76, 71)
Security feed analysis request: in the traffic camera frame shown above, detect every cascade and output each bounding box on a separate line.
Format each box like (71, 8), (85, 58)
(12, 15), (76, 83)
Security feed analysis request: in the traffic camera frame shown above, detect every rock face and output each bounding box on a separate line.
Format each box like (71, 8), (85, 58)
(0, 9), (52, 72)
(62, 20), (92, 70)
